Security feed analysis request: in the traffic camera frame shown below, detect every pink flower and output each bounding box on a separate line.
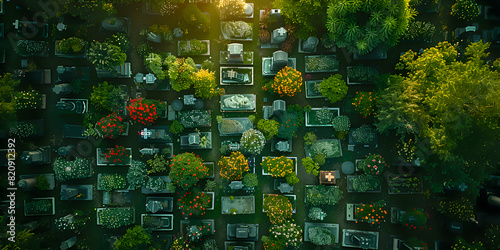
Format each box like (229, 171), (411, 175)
(372, 159), (376, 162)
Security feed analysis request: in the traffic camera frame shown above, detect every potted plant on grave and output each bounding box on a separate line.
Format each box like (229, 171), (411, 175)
(332, 115), (351, 140)
(363, 154), (386, 176)
(239, 129), (266, 155)
(13, 90), (43, 109)
(352, 91), (376, 117)
(176, 190), (211, 217)
(355, 200), (388, 225)
(95, 112), (125, 139)
(169, 153), (208, 190)
(104, 145), (130, 164)
(263, 66), (303, 97)
(318, 74), (348, 103)
(261, 156), (294, 178)
(219, 151), (249, 181)
(98, 174), (127, 191)
(53, 157), (91, 181)
(263, 195), (293, 224)
(399, 208), (429, 230)
(126, 98), (165, 125)
(127, 160), (148, 190)
(267, 220), (303, 249)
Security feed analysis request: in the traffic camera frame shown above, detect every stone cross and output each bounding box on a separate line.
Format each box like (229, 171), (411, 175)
(325, 172), (334, 182)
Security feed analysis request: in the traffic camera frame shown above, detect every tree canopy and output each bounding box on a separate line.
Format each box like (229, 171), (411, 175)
(114, 225), (151, 250)
(166, 55), (197, 92)
(273, 0), (332, 39)
(169, 153), (209, 190)
(87, 41), (127, 71)
(90, 81), (123, 112)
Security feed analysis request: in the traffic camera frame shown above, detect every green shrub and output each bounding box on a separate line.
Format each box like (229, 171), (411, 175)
(319, 74), (348, 103)
(169, 120), (184, 134)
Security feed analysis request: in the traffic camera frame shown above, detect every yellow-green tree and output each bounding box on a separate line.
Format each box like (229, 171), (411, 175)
(219, 151), (248, 180)
(193, 69), (217, 99)
(114, 225), (151, 250)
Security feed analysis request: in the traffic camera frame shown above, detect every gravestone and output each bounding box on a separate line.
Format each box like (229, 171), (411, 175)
(271, 27), (287, 45)
(271, 50), (288, 71)
(228, 43), (243, 63)
(52, 83), (73, 95)
(276, 141), (290, 152)
(302, 37), (319, 52)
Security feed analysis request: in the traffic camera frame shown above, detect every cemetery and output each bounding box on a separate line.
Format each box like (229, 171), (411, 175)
(1, 0), (500, 249)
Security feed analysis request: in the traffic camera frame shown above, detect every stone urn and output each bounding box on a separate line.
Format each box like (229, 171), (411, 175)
(101, 17), (123, 31)
(302, 36), (319, 52)
(244, 4), (253, 16)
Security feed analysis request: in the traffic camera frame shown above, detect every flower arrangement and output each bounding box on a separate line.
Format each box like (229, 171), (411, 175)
(169, 153), (208, 190)
(98, 207), (134, 229)
(263, 66), (302, 97)
(127, 98), (163, 125)
(9, 122), (36, 138)
(219, 151), (249, 180)
(262, 156), (294, 178)
(95, 113), (125, 139)
(352, 91), (376, 117)
(145, 177), (167, 192)
(451, 0), (479, 21)
(269, 220), (303, 248)
(263, 195), (293, 224)
(363, 154), (386, 175)
(438, 197), (475, 222)
(240, 129), (266, 155)
(14, 90), (42, 109)
(53, 158), (91, 181)
(104, 145), (129, 164)
(259, 29), (270, 43)
(98, 174), (127, 192)
(400, 208), (429, 230)
(355, 201), (387, 225)
(177, 191), (211, 217)
(57, 37), (86, 53)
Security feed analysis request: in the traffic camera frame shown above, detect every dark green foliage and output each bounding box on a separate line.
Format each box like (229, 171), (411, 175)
(136, 43), (153, 59)
(87, 41), (127, 71)
(106, 33), (131, 52)
(114, 225), (152, 250)
(243, 173), (258, 188)
(257, 119), (279, 140)
(170, 120), (184, 134)
(90, 81), (123, 112)
(313, 154), (325, 166)
(308, 227), (335, 246)
(36, 175), (50, 190)
(302, 157), (320, 176)
(401, 20), (436, 42)
(0, 73), (19, 130)
(273, 0), (332, 39)
(303, 132), (317, 146)
(181, 4), (210, 32)
(319, 74), (348, 103)
(286, 173), (300, 185)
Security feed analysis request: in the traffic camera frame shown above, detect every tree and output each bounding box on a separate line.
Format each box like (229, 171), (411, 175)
(240, 129), (266, 155)
(169, 153), (208, 190)
(256, 119), (279, 140)
(386, 41), (500, 195)
(313, 154), (325, 166)
(145, 53), (168, 79)
(309, 227), (335, 246)
(303, 132), (317, 145)
(114, 225), (151, 250)
(90, 81), (123, 112)
(319, 74), (348, 103)
(218, 151), (249, 180)
(166, 55), (197, 92)
(263, 66), (303, 97)
(147, 154), (168, 174)
(0, 73), (19, 130)
(169, 120), (184, 134)
(302, 157), (320, 176)
(273, 0), (331, 39)
(285, 173), (300, 185)
(87, 41), (126, 71)
(326, 0), (416, 55)
(263, 195), (293, 224)
(193, 69), (217, 99)
(127, 160), (148, 189)
(218, 0), (247, 19)
(242, 173), (258, 188)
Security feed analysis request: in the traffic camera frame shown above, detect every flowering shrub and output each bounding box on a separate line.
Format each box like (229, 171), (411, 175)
(269, 220), (303, 248)
(53, 158), (91, 181)
(263, 195), (293, 224)
(169, 153), (208, 190)
(262, 156), (294, 178)
(14, 90), (42, 109)
(352, 91), (376, 117)
(438, 197), (475, 222)
(400, 208), (429, 230)
(177, 191), (211, 217)
(98, 174), (127, 192)
(104, 145), (129, 164)
(259, 29), (270, 43)
(280, 40), (293, 53)
(319, 74), (348, 103)
(240, 129), (266, 155)
(451, 0), (479, 21)
(95, 113), (125, 139)
(363, 154), (386, 175)
(355, 201), (388, 225)
(98, 207), (134, 229)
(127, 98), (164, 125)
(264, 66), (303, 97)
(219, 151), (249, 180)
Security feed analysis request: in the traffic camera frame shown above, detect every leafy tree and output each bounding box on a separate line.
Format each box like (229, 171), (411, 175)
(147, 154), (168, 174)
(90, 81), (123, 112)
(242, 173), (258, 188)
(303, 132), (317, 145)
(309, 227), (335, 246)
(169, 153), (208, 190)
(302, 157), (320, 176)
(193, 69), (217, 99)
(166, 55), (197, 92)
(273, 0), (331, 39)
(257, 119), (279, 140)
(87, 41), (127, 71)
(319, 74), (348, 103)
(169, 120), (184, 134)
(286, 173), (300, 185)
(219, 151), (249, 181)
(0, 73), (19, 130)
(114, 225), (151, 250)
(127, 161), (148, 189)
(145, 53), (168, 79)
(313, 154), (325, 166)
